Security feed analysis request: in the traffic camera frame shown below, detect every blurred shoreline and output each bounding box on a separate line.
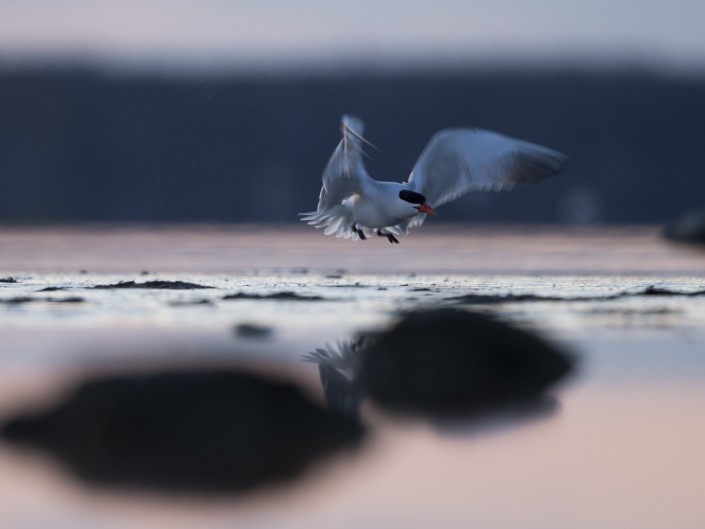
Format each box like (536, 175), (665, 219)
(2, 69), (703, 225)
(1, 223), (703, 275)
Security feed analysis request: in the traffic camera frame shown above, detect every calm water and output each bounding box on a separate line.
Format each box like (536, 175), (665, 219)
(1, 224), (704, 529)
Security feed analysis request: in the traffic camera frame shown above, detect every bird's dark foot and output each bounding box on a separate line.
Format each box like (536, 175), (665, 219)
(376, 230), (399, 244)
(353, 226), (366, 240)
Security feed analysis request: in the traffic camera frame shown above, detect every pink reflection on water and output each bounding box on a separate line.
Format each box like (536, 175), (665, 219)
(0, 373), (704, 528)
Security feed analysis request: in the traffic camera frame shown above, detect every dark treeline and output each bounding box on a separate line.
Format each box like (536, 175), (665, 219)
(1, 67), (703, 223)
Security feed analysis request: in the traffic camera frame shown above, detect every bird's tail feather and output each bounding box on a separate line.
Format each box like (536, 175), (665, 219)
(299, 208), (365, 239)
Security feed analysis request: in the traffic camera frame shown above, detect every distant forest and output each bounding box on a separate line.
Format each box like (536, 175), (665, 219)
(1, 67), (703, 224)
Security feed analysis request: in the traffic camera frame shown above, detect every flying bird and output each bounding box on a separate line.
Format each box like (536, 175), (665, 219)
(300, 115), (568, 243)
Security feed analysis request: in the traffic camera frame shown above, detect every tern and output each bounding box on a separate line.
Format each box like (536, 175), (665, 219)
(300, 115), (568, 243)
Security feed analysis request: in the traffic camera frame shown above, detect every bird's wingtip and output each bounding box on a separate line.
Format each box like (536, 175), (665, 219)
(341, 114), (365, 136)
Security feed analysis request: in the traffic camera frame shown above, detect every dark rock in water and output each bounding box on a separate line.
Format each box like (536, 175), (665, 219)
(664, 208), (705, 244)
(223, 291), (325, 301)
(450, 286), (705, 305)
(1, 370), (365, 494)
(640, 285), (705, 297)
(0, 296), (37, 304)
(234, 323), (274, 339)
(450, 292), (567, 304)
(51, 296), (85, 303)
(1, 296), (85, 305)
(0, 277), (18, 283)
(360, 309), (574, 417)
(92, 280), (213, 290)
(169, 299), (214, 307)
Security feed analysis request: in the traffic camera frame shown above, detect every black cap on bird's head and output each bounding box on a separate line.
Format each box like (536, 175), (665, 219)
(399, 190), (437, 216)
(398, 190), (426, 205)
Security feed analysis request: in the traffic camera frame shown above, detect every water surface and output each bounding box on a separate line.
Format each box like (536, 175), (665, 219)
(0, 224), (704, 529)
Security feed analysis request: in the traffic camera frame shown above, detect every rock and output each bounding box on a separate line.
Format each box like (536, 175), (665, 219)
(359, 309), (574, 417)
(92, 280), (213, 290)
(234, 323), (274, 339)
(0, 296), (85, 305)
(223, 291), (325, 301)
(1, 369), (365, 494)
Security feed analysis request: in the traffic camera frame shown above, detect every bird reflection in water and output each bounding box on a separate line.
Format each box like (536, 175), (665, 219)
(303, 337), (368, 416)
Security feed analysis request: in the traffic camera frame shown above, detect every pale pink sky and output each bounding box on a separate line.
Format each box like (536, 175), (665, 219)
(1, 0), (704, 73)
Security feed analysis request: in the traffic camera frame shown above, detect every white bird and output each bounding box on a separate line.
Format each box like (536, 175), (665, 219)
(300, 115), (568, 243)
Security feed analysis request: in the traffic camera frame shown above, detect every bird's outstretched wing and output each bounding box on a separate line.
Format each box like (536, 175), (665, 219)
(315, 115), (373, 211)
(300, 115), (374, 239)
(407, 128), (568, 208)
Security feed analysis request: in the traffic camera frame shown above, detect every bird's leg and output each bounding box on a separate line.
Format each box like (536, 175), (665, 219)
(353, 225), (367, 240)
(376, 229), (399, 244)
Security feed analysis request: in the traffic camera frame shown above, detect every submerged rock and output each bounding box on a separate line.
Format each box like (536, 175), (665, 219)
(450, 286), (705, 305)
(234, 323), (274, 339)
(360, 309), (574, 416)
(0, 296), (85, 304)
(223, 291), (325, 301)
(640, 285), (705, 297)
(1, 370), (365, 494)
(92, 280), (213, 290)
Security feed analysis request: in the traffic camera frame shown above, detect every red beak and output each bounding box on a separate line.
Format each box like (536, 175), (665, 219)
(416, 203), (437, 216)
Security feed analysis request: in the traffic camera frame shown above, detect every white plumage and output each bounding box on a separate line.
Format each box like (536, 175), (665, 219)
(300, 115), (567, 243)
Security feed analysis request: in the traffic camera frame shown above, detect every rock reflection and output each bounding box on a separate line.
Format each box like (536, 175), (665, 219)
(0, 369), (365, 494)
(305, 309), (575, 420)
(429, 396), (560, 438)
